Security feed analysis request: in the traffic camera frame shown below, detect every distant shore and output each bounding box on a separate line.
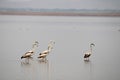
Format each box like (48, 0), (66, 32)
(0, 11), (120, 16)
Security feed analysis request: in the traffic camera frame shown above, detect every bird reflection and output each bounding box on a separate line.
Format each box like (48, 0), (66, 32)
(38, 59), (50, 80)
(21, 60), (31, 66)
(21, 57), (33, 65)
(38, 58), (48, 63)
(84, 59), (90, 62)
(84, 60), (93, 80)
(20, 57), (37, 80)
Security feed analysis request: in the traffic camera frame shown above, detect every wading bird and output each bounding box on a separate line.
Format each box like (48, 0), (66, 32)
(21, 41), (39, 59)
(84, 43), (95, 61)
(38, 40), (55, 60)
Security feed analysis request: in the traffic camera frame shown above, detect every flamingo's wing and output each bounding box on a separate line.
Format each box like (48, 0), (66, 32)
(40, 50), (49, 55)
(38, 52), (48, 58)
(84, 51), (91, 58)
(25, 52), (32, 56)
(40, 53), (47, 57)
(84, 50), (91, 55)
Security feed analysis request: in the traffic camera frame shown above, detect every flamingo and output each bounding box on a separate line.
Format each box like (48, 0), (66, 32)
(38, 40), (55, 60)
(21, 41), (39, 59)
(84, 43), (95, 61)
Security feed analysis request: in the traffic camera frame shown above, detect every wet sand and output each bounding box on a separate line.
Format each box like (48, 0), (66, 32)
(0, 11), (120, 16)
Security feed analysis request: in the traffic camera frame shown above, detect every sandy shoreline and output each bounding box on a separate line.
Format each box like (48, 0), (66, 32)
(0, 11), (120, 16)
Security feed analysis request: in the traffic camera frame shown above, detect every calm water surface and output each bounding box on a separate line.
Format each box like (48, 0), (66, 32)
(0, 15), (120, 80)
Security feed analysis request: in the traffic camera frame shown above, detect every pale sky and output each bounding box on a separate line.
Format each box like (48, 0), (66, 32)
(0, 0), (120, 10)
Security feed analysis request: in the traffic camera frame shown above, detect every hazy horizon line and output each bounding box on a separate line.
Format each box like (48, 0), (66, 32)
(0, 7), (120, 11)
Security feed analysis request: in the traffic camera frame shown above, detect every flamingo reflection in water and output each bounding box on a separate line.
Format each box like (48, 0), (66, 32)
(38, 58), (50, 80)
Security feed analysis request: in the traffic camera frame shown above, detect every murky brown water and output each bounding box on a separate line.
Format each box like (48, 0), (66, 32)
(0, 15), (120, 80)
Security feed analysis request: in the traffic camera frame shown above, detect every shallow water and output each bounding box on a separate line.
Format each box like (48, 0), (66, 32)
(0, 15), (120, 80)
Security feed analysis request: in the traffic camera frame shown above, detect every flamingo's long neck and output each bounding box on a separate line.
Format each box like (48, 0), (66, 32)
(32, 44), (37, 52)
(47, 40), (55, 52)
(48, 45), (52, 52)
(90, 45), (93, 54)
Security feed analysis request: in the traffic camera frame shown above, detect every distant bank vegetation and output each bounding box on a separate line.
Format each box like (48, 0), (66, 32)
(0, 8), (120, 16)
